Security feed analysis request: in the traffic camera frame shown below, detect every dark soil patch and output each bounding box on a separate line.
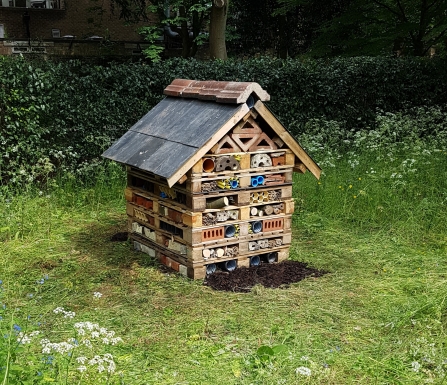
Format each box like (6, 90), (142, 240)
(110, 232), (129, 242)
(204, 261), (328, 292)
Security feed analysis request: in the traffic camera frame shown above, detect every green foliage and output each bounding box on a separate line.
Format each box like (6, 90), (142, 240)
(1, 55), (447, 186)
(277, 0), (447, 57)
(138, 26), (164, 62)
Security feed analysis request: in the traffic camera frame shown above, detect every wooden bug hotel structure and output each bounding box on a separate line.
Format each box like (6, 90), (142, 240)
(103, 79), (321, 279)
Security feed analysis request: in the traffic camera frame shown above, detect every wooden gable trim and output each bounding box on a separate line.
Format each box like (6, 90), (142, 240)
(254, 101), (321, 179)
(166, 104), (250, 187)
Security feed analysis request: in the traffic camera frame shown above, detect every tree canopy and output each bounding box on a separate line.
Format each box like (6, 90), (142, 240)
(278, 0), (447, 56)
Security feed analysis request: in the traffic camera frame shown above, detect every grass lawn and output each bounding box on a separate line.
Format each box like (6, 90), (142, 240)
(1, 133), (447, 384)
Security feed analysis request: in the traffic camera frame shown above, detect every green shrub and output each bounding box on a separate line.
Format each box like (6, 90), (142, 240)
(0, 55), (446, 185)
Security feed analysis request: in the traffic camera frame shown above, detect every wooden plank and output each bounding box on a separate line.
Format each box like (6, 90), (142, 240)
(293, 163), (307, 174)
(167, 104), (250, 187)
(192, 159), (203, 173)
(254, 101), (321, 179)
(284, 200), (295, 215)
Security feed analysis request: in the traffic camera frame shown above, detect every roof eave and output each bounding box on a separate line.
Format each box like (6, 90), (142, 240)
(253, 100), (321, 180)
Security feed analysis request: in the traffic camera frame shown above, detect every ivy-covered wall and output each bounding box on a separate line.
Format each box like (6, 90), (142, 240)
(1, 56), (446, 185)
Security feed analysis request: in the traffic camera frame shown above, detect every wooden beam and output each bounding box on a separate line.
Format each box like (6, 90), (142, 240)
(167, 104), (250, 187)
(254, 100), (321, 179)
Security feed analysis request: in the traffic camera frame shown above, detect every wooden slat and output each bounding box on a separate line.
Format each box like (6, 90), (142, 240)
(254, 101), (321, 179)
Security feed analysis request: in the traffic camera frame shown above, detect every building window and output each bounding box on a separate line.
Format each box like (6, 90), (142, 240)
(2, 0), (63, 8)
(0, 24), (4, 38)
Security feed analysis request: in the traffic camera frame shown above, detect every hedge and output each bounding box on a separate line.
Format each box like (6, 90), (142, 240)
(0, 56), (446, 185)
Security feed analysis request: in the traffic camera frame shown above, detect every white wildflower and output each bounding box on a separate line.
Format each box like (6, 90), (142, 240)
(77, 356), (87, 364)
(295, 366), (312, 376)
(411, 361), (421, 372)
(91, 331), (100, 338)
(77, 366), (87, 373)
(111, 337), (123, 345)
(107, 361), (116, 374)
(93, 292), (103, 298)
(53, 307), (75, 319)
(300, 355), (309, 361)
(17, 332), (31, 344)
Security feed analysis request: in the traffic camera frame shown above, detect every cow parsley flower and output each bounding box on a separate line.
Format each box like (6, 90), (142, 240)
(295, 366), (312, 376)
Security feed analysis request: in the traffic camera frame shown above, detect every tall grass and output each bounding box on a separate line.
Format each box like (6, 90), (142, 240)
(296, 109), (447, 245)
(0, 162), (126, 242)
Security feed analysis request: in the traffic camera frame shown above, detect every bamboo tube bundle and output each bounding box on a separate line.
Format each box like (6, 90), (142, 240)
(201, 181), (218, 192)
(225, 246), (234, 256)
(268, 190), (281, 201)
(202, 213), (217, 226)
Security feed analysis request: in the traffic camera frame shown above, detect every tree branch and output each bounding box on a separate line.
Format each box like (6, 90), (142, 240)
(371, 0), (403, 19)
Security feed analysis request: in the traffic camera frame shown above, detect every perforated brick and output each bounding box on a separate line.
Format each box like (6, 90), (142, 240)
(262, 218), (284, 232)
(201, 227), (225, 242)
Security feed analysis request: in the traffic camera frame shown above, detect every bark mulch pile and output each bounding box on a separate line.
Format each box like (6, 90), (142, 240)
(204, 260), (328, 292)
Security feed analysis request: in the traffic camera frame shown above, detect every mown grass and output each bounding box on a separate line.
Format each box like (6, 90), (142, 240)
(1, 130), (447, 384)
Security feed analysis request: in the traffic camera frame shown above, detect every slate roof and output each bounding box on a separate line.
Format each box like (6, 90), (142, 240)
(102, 96), (249, 184)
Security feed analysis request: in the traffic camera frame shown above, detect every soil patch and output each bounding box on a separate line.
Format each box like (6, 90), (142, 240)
(111, 232), (129, 242)
(204, 261), (328, 292)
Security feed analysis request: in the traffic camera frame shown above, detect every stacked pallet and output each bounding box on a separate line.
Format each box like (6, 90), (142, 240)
(103, 79), (321, 279)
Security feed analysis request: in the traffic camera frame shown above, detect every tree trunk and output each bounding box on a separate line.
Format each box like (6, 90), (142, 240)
(209, 0), (229, 60)
(179, 6), (192, 58)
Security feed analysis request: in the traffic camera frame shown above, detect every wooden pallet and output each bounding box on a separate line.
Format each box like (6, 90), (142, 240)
(128, 165), (293, 196)
(129, 219), (291, 262)
(127, 182), (293, 213)
(131, 233), (290, 280)
(189, 150), (295, 177)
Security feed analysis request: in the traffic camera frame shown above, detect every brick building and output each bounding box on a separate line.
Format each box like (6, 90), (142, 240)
(0, 0), (157, 57)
